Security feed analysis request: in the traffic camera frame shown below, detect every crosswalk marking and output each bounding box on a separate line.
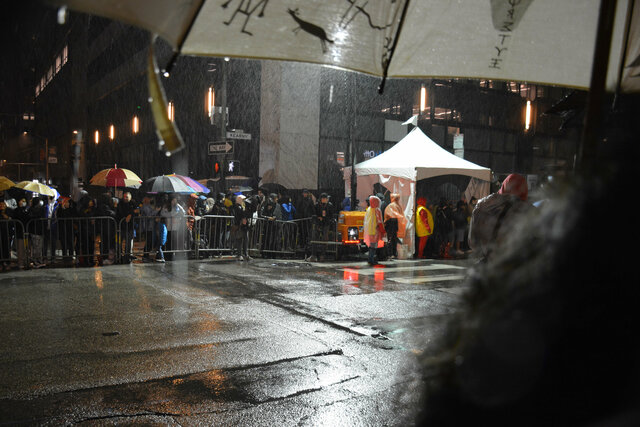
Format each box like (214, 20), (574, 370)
(387, 274), (467, 284)
(341, 263), (465, 276)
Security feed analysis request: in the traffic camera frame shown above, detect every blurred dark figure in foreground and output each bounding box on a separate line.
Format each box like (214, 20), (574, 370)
(416, 96), (640, 426)
(468, 172), (533, 261)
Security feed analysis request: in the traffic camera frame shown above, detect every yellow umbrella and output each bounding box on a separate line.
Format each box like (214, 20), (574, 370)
(0, 176), (14, 192)
(13, 181), (57, 198)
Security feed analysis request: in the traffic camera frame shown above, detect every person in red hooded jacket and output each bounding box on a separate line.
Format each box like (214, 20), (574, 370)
(468, 173), (533, 260)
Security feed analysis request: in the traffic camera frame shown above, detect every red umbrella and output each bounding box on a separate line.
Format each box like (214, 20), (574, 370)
(90, 164), (142, 188)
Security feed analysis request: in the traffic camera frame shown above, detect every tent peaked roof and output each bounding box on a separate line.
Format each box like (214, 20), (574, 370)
(354, 127), (491, 181)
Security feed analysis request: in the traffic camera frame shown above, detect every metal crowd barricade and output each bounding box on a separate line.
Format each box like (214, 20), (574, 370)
(119, 215), (158, 262)
(2, 215), (345, 270)
(0, 219), (23, 267)
(25, 216), (119, 267)
(248, 217), (299, 258)
(119, 214), (196, 262)
(291, 217), (314, 256)
(308, 217), (339, 259)
(194, 215), (235, 258)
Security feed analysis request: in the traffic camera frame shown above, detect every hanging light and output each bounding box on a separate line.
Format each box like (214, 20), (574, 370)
(207, 87), (215, 118)
(525, 100), (532, 131)
(132, 115), (139, 134)
(420, 85), (427, 113)
(109, 124), (115, 141)
(94, 130), (100, 144)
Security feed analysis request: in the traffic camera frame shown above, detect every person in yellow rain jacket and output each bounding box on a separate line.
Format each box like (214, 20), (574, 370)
(416, 197), (434, 259)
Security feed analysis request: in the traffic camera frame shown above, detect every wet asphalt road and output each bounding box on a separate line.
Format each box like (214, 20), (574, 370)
(0, 255), (474, 426)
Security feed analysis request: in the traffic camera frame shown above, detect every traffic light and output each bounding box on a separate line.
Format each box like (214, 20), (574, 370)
(213, 161), (222, 179)
(227, 160), (240, 176)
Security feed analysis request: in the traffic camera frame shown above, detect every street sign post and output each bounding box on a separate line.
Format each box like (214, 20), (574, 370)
(208, 141), (233, 155)
(226, 131), (251, 140)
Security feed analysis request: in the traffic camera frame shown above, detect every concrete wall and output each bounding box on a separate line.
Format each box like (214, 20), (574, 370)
(259, 61), (320, 190)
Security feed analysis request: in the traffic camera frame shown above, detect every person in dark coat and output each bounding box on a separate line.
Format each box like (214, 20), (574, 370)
(11, 197), (30, 269)
(0, 199), (13, 270)
(314, 193), (335, 235)
(96, 194), (117, 265)
(76, 194), (96, 267)
(116, 191), (139, 263)
(232, 194), (251, 261)
(298, 189), (316, 250)
(307, 193), (335, 261)
(56, 197), (75, 264)
(28, 197), (47, 268)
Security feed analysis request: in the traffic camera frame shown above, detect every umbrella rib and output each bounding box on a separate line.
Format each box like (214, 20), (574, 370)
(163, 0), (206, 75)
(378, 0), (412, 94)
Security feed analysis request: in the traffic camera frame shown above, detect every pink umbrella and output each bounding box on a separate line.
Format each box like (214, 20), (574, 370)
(168, 173), (210, 194)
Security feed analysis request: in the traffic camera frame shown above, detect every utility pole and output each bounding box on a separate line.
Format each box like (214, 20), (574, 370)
(220, 58), (228, 190)
(45, 138), (49, 183)
(71, 131), (82, 201)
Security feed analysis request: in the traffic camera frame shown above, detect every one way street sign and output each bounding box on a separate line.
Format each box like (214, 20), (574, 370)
(208, 141), (233, 155)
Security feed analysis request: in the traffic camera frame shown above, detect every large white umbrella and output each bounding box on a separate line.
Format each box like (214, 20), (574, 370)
(51, 0), (639, 93)
(50, 0), (639, 170)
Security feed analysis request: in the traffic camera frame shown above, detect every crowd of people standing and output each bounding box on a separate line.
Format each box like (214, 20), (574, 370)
(0, 186), (344, 270)
(359, 189), (477, 263)
(1, 177), (531, 271)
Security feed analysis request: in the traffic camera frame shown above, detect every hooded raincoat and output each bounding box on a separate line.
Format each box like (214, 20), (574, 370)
(364, 195), (385, 248)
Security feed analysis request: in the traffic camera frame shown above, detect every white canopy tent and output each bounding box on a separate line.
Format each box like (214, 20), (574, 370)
(344, 127), (491, 257)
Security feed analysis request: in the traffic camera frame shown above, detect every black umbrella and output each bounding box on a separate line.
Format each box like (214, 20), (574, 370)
(260, 183), (287, 194)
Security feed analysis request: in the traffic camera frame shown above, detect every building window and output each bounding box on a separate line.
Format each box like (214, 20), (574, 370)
(34, 44), (69, 98)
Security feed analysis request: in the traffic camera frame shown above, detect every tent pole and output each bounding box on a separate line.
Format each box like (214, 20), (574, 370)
(350, 73), (357, 210)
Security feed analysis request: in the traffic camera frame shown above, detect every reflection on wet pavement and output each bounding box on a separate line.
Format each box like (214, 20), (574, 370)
(0, 257), (471, 424)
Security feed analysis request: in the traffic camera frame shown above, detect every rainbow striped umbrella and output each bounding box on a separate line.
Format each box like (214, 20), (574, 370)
(167, 173), (210, 194)
(90, 165), (142, 188)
